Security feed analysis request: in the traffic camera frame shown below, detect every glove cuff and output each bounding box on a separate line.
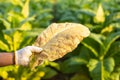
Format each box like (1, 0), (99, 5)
(14, 51), (17, 65)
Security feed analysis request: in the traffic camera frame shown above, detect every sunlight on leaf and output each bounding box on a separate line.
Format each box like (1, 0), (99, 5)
(36, 71), (45, 77)
(42, 67), (57, 79)
(87, 58), (115, 80)
(11, 0), (23, 6)
(82, 41), (99, 57)
(108, 41), (120, 57)
(87, 59), (98, 72)
(0, 18), (11, 29)
(101, 25), (114, 34)
(0, 71), (8, 79)
(21, 0), (29, 18)
(4, 34), (13, 51)
(89, 33), (104, 47)
(49, 62), (60, 70)
(8, 11), (24, 23)
(7, 77), (15, 80)
(94, 4), (105, 23)
(20, 22), (32, 30)
(0, 66), (15, 79)
(103, 32), (120, 56)
(110, 72), (120, 80)
(21, 77), (27, 80)
(19, 16), (35, 28)
(61, 56), (88, 73)
(0, 40), (9, 51)
(13, 31), (23, 50)
(71, 73), (90, 80)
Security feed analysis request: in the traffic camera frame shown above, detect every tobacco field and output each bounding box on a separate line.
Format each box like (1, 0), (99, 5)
(0, 0), (120, 80)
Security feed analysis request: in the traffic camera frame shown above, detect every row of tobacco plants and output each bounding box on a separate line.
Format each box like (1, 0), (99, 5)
(0, 0), (120, 80)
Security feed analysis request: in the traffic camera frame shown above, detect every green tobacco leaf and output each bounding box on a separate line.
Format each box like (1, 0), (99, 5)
(49, 62), (60, 70)
(103, 12), (120, 27)
(89, 33), (105, 47)
(3, 33), (13, 51)
(78, 9), (95, 17)
(3, 29), (16, 37)
(108, 41), (120, 65)
(19, 36), (35, 48)
(19, 16), (35, 28)
(71, 73), (90, 80)
(113, 54), (120, 66)
(81, 37), (99, 57)
(0, 18), (10, 29)
(8, 11), (24, 28)
(40, 67), (57, 79)
(3, 29), (23, 51)
(79, 45), (92, 61)
(103, 32), (120, 56)
(0, 40), (9, 51)
(107, 41), (120, 57)
(87, 57), (115, 80)
(0, 29), (9, 51)
(61, 56), (87, 73)
(110, 72), (120, 80)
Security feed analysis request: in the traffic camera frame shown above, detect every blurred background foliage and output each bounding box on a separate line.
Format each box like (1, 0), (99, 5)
(0, 0), (120, 80)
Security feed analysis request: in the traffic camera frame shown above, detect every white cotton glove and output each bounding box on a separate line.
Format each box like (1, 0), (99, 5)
(16, 46), (43, 66)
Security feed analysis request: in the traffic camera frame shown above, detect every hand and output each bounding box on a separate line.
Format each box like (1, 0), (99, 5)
(16, 46), (43, 66)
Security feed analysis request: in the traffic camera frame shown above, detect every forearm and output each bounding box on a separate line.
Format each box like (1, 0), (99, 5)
(0, 53), (14, 67)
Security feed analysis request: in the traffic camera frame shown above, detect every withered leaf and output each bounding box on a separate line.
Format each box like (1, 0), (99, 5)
(31, 23), (90, 68)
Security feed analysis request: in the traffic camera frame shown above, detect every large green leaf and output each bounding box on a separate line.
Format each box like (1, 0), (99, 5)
(81, 37), (100, 57)
(87, 57), (115, 80)
(107, 41), (120, 66)
(60, 45), (92, 74)
(103, 12), (120, 27)
(89, 33), (105, 47)
(107, 41), (120, 57)
(71, 72), (90, 80)
(102, 32), (120, 56)
(3, 29), (23, 51)
(0, 18), (10, 29)
(78, 45), (92, 61)
(19, 28), (44, 48)
(0, 40), (9, 51)
(110, 72), (120, 80)
(37, 67), (57, 79)
(0, 30), (10, 51)
(18, 16), (35, 28)
(60, 56), (88, 73)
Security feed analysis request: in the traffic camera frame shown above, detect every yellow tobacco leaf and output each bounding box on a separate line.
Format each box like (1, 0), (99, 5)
(4, 34), (13, 51)
(0, 40), (9, 51)
(94, 4), (105, 23)
(13, 31), (23, 50)
(11, 0), (23, 6)
(20, 22), (32, 30)
(0, 71), (8, 79)
(21, 0), (29, 18)
(36, 71), (45, 77)
(101, 25), (113, 33)
(31, 23), (90, 69)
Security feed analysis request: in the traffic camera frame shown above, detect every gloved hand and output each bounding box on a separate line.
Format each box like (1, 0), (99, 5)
(16, 46), (43, 66)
